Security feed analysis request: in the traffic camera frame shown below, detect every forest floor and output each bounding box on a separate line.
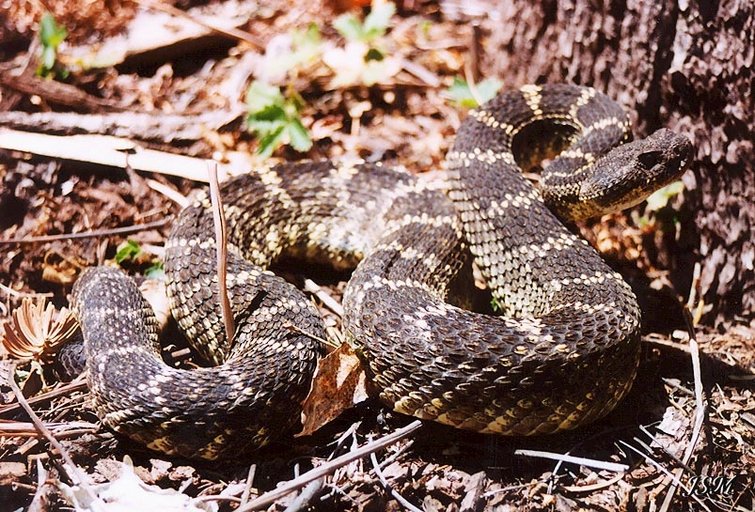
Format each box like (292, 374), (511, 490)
(0, 1), (753, 510)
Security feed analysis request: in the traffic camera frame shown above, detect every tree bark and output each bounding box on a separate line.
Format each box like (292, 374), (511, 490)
(481, 0), (754, 327)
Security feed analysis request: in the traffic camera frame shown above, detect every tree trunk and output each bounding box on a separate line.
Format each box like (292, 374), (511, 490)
(481, 0), (754, 327)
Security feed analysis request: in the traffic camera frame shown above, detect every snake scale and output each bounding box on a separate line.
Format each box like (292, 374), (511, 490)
(71, 84), (692, 460)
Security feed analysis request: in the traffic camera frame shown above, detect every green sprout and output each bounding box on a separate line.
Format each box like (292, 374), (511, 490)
(37, 13), (69, 79)
(245, 80), (312, 157)
(445, 76), (503, 108)
(144, 261), (165, 279)
(637, 180), (685, 232)
(334, 0), (396, 45)
(114, 239), (141, 264)
(644, 181), (685, 213)
(268, 23), (323, 78)
(114, 239), (164, 278)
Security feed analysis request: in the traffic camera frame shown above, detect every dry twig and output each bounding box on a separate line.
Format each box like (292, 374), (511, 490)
(240, 464), (257, 506)
(659, 305), (707, 512)
(619, 440), (711, 512)
(139, 0), (263, 49)
(5, 364), (95, 498)
(303, 279), (345, 318)
(0, 284), (53, 298)
(0, 375), (87, 417)
(145, 178), (190, 208)
(514, 449), (629, 473)
(0, 129), (235, 182)
(236, 420), (422, 511)
(0, 218), (170, 244)
(369, 451), (422, 512)
(207, 162), (235, 343)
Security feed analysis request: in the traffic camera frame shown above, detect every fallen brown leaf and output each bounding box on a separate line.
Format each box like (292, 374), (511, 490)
(42, 249), (86, 285)
(298, 342), (370, 437)
(0, 461), (26, 486)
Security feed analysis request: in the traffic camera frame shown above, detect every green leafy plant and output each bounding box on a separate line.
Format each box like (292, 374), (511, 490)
(334, 0), (396, 45)
(290, 23), (322, 65)
(267, 23), (323, 78)
(324, 0), (400, 87)
(245, 80), (312, 157)
(115, 239), (164, 277)
(144, 261), (165, 279)
(37, 13), (69, 79)
(643, 180), (685, 212)
(114, 239), (142, 264)
(636, 180), (685, 234)
(445, 76), (503, 108)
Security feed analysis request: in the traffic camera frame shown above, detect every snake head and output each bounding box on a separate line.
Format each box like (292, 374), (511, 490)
(578, 128), (693, 216)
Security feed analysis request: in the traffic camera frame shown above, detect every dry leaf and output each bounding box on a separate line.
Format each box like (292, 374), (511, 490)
(42, 250), (85, 285)
(0, 461), (26, 486)
(298, 342), (370, 437)
(1, 297), (78, 362)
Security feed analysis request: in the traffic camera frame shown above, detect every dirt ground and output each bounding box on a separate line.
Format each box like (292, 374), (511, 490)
(0, 1), (753, 511)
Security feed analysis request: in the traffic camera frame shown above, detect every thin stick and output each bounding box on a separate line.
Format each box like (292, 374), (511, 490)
(303, 279), (344, 317)
(686, 262), (704, 325)
(286, 323), (335, 349)
(0, 284), (54, 298)
(145, 178), (190, 208)
(468, 21), (482, 83)
(514, 449), (629, 473)
(0, 376), (87, 417)
(482, 481), (538, 498)
(28, 458), (52, 512)
(638, 426), (695, 474)
(0, 128), (230, 182)
(6, 364), (94, 497)
(3, 427), (98, 439)
(561, 472), (625, 494)
(240, 464), (257, 506)
(235, 420), (422, 512)
(207, 163), (235, 343)
(659, 305), (706, 512)
(463, 58), (482, 107)
(370, 451), (423, 512)
(644, 335), (691, 354)
(139, 0), (263, 49)
(0, 218), (170, 244)
(283, 422), (361, 510)
(463, 22), (483, 106)
(192, 495), (242, 505)
(283, 479), (324, 512)
(0, 420), (97, 433)
(619, 440), (711, 512)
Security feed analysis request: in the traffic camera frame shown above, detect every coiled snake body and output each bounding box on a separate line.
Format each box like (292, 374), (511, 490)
(72, 84), (692, 460)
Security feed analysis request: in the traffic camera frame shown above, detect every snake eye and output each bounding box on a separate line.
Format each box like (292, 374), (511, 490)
(637, 150), (664, 169)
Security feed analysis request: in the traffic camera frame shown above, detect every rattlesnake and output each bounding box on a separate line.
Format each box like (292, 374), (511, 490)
(71, 84), (692, 460)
